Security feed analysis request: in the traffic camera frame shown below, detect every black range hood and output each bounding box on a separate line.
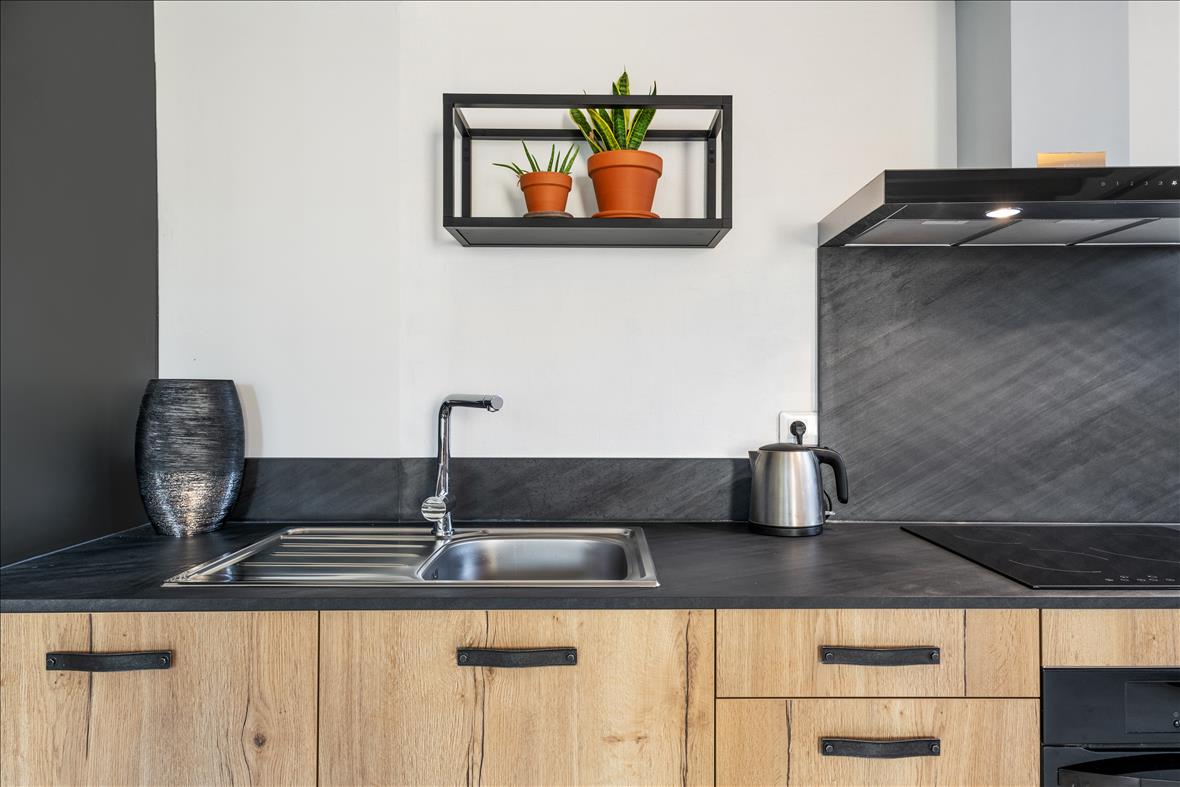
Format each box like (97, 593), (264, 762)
(818, 167), (1179, 247)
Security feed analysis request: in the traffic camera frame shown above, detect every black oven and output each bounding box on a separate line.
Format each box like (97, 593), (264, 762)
(1043, 669), (1180, 786)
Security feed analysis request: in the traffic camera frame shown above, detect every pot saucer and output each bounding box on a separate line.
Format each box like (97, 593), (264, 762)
(523, 210), (573, 218)
(592, 210), (659, 219)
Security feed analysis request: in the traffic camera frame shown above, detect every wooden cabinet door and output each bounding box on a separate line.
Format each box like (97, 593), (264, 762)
(0, 612), (317, 787)
(319, 609), (714, 787)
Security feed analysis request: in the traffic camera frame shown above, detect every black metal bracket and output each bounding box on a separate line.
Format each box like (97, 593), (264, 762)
(819, 645), (940, 667)
(442, 93), (732, 248)
(46, 651), (172, 672)
(820, 738), (941, 759)
(456, 648), (577, 668)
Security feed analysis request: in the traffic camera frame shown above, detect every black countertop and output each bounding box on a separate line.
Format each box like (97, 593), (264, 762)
(1, 521), (1177, 612)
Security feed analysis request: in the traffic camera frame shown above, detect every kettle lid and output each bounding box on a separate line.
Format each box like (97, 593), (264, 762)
(758, 442), (821, 452)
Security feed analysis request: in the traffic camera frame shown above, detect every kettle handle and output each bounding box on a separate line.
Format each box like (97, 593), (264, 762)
(813, 448), (849, 504)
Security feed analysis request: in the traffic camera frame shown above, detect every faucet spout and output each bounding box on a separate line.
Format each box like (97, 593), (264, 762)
(421, 393), (502, 538)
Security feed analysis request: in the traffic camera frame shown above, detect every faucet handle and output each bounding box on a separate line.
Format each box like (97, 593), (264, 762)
(421, 495), (450, 523)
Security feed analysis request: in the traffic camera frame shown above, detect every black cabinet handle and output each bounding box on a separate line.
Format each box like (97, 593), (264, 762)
(820, 738), (941, 759)
(456, 648), (576, 668)
(46, 651), (172, 672)
(819, 646), (940, 667)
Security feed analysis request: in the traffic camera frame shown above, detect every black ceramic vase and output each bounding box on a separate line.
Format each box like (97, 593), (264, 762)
(135, 379), (245, 536)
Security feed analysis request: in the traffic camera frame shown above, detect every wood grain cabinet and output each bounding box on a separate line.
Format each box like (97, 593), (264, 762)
(0, 611), (317, 787)
(718, 698), (1038, 786)
(319, 609), (714, 787)
(717, 608), (1039, 698)
(1042, 609), (1180, 666)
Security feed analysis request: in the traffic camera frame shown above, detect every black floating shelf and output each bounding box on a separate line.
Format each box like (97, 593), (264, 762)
(443, 93), (732, 248)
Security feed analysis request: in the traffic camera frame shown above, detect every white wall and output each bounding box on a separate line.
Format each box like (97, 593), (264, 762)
(1129, 0), (1180, 164)
(156, 0), (957, 458)
(155, 1), (400, 457)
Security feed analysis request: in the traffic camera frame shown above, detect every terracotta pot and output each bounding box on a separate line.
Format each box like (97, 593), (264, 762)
(586, 149), (663, 218)
(518, 171), (572, 214)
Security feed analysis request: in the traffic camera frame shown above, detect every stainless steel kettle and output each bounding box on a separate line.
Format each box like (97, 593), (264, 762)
(748, 443), (848, 536)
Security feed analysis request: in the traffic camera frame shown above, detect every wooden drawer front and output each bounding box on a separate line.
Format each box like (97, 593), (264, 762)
(1043, 610), (1180, 666)
(788, 699), (1039, 787)
(717, 609), (965, 697)
(0, 612), (317, 787)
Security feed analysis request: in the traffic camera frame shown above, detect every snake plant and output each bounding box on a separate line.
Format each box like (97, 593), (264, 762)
(493, 141), (578, 177)
(569, 70), (657, 153)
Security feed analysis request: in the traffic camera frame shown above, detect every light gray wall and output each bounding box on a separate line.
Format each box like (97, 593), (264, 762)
(1129, 0), (1180, 163)
(1, 1), (157, 564)
(1010, 0), (1129, 166)
(958, 0), (1179, 167)
(956, 0), (1011, 168)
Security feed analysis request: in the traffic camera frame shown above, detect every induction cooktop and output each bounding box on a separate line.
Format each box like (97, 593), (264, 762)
(903, 524), (1180, 589)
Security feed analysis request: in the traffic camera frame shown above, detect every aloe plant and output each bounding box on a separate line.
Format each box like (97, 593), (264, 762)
(493, 141), (578, 177)
(569, 70), (657, 153)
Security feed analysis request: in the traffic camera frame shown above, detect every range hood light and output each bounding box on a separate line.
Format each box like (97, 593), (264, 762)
(986, 207), (1022, 219)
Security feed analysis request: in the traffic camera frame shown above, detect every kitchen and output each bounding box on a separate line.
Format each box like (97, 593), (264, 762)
(1, 1), (1178, 786)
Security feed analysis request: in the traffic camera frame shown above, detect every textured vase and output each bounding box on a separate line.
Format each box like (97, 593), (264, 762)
(136, 379), (244, 536)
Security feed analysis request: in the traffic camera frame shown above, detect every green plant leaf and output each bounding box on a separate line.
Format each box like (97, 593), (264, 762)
(617, 70), (630, 96)
(628, 107), (656, 149)
(568, 109), (603, 153)
(521, 141), (540, 172)
(560, 143), (578, 173)
(612, 103), (626, 145)
(586, 108), (621, 150)
(546, 144), (555, 171)
(493, 162), (525, 177)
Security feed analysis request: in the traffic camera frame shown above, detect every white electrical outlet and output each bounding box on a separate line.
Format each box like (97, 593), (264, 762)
(778, 411), (819, 446)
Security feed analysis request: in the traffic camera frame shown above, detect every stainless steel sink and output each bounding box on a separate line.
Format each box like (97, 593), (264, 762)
(164, 526), (658, 587)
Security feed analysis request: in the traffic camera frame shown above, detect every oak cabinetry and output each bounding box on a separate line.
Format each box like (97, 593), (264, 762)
(716, 699), (789, 786)
(0, 612), (317, 787)
(786, 698), (1039, 786)
(716, 698), (1040, 787)
(715, 608), (1042, 787)
(717, 608), (1039, 698)
(1042, 609), (1180, 666)
(2, 606), (1168, 787)
(319, 609), (714, 787)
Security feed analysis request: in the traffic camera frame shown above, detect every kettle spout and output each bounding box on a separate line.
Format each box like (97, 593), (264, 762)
(748, 450), (758, 471)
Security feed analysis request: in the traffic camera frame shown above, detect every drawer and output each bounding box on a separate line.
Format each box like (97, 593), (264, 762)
(717, 609), (1038, 697)
(1043, 609), (1180, 666)
(787, 698), (1039, 787)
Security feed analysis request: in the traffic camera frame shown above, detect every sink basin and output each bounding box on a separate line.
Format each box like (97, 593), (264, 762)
(164, 526), (658, 587)
(419, 533), (647, 584)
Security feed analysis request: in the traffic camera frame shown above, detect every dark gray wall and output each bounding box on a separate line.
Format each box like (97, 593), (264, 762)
(1, 1), (157, 564)
(228, 458), (750, 523)
(819, 246), (1179, 523)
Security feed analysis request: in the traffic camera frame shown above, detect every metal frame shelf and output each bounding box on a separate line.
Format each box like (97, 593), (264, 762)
(443, 93), (732, 248)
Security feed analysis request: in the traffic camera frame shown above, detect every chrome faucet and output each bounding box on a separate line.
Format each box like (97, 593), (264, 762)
(421, 394), (502, 538)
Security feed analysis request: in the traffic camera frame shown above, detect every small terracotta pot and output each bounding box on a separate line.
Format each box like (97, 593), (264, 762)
(586, 150), (663, 218)
(518, 171), (572, 214)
